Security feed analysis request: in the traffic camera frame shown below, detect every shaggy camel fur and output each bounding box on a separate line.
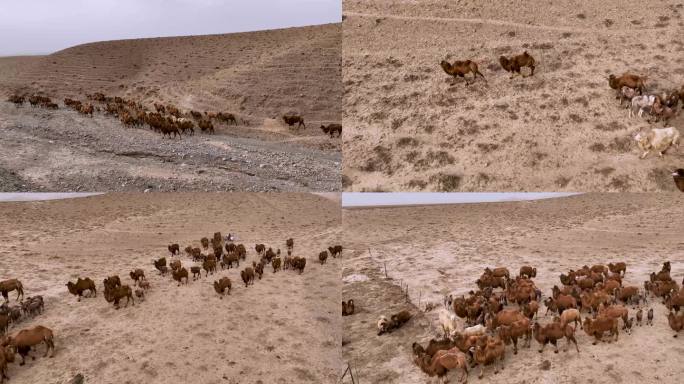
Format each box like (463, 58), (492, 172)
(440, 59), (486, 85)
(499, 51), (536, 77)
(414, 346), (468, 383)
(0, 280), (24, 302)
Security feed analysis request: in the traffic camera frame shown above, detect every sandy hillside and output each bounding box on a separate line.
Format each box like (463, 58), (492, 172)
(0, 24), (341, 192)
(0, 24), (340, 124)
(342, 0), (684, 192)
(0, 193), (343, 384)
(341, 193), (684, 383)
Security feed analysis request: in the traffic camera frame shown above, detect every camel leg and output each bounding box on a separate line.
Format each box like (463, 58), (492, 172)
(513, 338), (518, 354)
(461, 365), (468, 384)
(552, 340), (559, 353)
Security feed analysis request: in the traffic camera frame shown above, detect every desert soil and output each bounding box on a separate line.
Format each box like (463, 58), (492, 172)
(341, 193), (684, 383)
(342, 0), (684, 192)
(0, 193), (343, 384)
(0, 24), (341, 192)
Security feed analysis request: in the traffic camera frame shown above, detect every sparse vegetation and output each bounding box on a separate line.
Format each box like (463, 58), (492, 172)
(430, 173), (462, 191)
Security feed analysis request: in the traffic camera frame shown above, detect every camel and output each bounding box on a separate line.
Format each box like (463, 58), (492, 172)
(499, 51), (536, 78)
(440, 59), (486, 85)
(414, 346), (469, 383)
(0, 280), (24, 302)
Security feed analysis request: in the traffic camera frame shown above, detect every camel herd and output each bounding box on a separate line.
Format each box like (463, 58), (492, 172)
(439, 50), (683, 169)
(357, 261), (683, 383)
(606, 74), (683, 160)
(6, 92), (342, 140)
(439, 51), (535, 85)
(0, 232), (343, 382)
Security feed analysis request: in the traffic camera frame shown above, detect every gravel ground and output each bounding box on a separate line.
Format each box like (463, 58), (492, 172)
(0, 102), (341, 192)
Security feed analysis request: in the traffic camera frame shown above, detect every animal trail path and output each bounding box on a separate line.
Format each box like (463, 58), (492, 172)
(344, 11), (666, 34)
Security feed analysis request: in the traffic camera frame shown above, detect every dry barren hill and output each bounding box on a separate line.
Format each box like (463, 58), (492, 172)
(342, 193), (684, 383)
(342, 0), (684, 191)
(0, 193), (342, 384)
(0, 24), (341, 192)
(1, 24), (341, 123)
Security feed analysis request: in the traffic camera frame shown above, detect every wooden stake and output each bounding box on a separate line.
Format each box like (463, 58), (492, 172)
(339, 363), (356, 384)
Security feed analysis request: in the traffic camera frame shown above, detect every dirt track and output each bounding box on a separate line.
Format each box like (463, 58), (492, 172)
(342, 0), (684, 191)
(0, 193), (343, 384)
(342, 193), (684, 383)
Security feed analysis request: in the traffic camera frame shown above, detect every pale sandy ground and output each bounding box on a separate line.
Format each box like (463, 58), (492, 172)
(0, 24), (341, 192)
(342, 193), (684, 383)
(0, 193), (342, 384)
(342, 0), (684, 191)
